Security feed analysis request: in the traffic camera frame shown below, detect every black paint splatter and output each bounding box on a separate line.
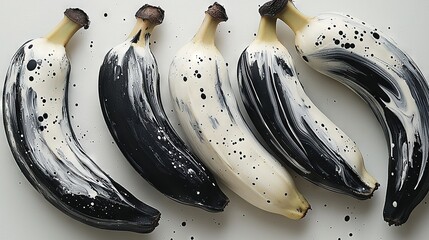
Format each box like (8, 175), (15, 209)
(344, 215), (350, 222)
(27, 59), (37, 71)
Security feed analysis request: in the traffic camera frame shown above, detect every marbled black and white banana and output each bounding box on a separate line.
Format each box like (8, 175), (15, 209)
(169, 3), (310, 219)
(98, 5), (229, 212)
(2, 9), (160, 233)
(237, 2), (378, 200)
(276, 0), (429, 225)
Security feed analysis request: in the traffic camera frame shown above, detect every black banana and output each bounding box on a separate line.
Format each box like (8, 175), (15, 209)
(237, 2), (378, 199)
(276, 0), (429, 225)
(98, 5), (229, 212)
(2, 8), (160, 233)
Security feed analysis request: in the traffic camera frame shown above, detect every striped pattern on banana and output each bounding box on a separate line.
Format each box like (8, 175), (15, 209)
(2, 9), (160, 233)
(237, 2), (378, 200)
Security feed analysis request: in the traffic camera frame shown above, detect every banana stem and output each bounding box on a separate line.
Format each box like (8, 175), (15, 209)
(127, 18), (156, 47)
(255, 16), (278, 43)
(45, 16), (82, 46)
(192, 13), (220, 45)
(277, 1), (311, 34)
(129, 5), (164, 47)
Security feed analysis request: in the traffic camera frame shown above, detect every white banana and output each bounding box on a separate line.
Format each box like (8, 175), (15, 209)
(168, 2), (310, 219)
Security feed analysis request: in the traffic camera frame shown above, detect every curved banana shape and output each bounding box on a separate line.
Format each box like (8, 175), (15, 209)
(276, 0), (429, 225)
(169, 3), (309, 219)
(98, 5), (229, 212)
(2, 9), (160, 233)
(237, 3), (378, 199)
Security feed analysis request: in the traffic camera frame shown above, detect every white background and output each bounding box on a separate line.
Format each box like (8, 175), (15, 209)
(1, 0), (429, 239)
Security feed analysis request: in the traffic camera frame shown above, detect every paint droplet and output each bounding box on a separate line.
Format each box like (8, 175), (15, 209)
(27, 59), (37, 71)
(302, 56), (309, 62)
(344, 215), (350, 222)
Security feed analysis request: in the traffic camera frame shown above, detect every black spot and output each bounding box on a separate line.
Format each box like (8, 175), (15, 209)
(334, 39), (340, 45)
(345, 215), (350, 222)
(104, 13), (108, 17)
(29, 76), (34, 81)
(302, 56), (309, 62)
(373, 32), (380, 39)
(197, 73), (202, 78)
(181, 221), (186, 226)
(27, 59), (37, 71)
(43, 113), (48, 119)
(183, 76), (187, 82)
(38, 116), (44, 122)
(28, 44), (33, 49)
(201, 93), (206, 99)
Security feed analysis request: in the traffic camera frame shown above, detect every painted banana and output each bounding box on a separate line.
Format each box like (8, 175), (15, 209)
(98, 5), (229, 212)
(2, 9), (160, 233)
(237, 2), (378, 199)
(168, 2), (310, 219)
(275, 0), (429, 225)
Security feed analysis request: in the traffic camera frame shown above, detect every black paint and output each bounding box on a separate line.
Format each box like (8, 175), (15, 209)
(98, 40), (229, 212)
(26, 59), (37, 71)
(308, 40), (429, 225)
(238, 47), (375, 199)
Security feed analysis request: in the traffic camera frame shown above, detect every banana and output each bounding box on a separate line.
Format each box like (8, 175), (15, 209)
(237, 2), (378, 199)
(98, 5), (229, 212)
(275, 0), (429, 225)
(168, 2), (310, 219)
(2, 9), (160, 233)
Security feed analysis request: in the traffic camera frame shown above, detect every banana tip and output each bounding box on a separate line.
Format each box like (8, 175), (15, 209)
(259, 0), (288, 17)
(135, 4), (165, 25)
(64, 8), (90, 29)
(206, 2), (228, 22)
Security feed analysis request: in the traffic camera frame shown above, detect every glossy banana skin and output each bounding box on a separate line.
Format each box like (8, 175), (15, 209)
(238, 41), (377, 199)
(99, 32), (229, 212)
(3, 39), (160, 233)
(294, 13), (429, 225)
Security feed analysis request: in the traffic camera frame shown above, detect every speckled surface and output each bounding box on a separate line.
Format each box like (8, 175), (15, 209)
(1, 0), (429, 239)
